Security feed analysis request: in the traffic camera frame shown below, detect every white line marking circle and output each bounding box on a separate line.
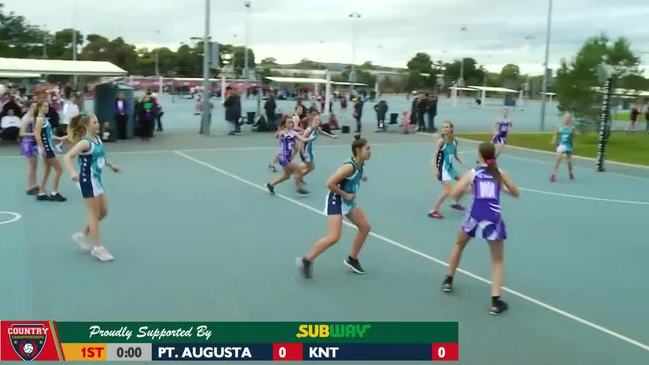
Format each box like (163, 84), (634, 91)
(0, 211), (22, 225)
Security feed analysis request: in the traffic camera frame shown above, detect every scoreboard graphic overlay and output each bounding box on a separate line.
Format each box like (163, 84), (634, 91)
(0, 321), (459, 361)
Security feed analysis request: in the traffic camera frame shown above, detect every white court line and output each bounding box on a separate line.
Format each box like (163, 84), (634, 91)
(519, 188), (649, 206)
(0, 142), (432, 159)
(173, 150), (649, 353)
(0, 211), (22, 225)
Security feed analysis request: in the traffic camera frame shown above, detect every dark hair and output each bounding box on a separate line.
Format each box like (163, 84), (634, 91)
(279, 114), (292, 129)
(352, 135), (368, 157)
(478, 142), (503, 183)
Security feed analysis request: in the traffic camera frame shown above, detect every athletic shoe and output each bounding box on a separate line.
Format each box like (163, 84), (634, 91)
(50, 192), (67, 202)
(296, 188), (310, 195)
(72, 232), (92, 251)
(550, 174), (556, 183)
(489, 299), (509, 315)
(450, 203), (465, 211)
(296, 257), (313, 279)
(36, 193), (51, 201)
(428, 210), (443, 219)
(91, 246), (114, 262)
(344, 256), (365, 274)
(265, 183), (275, 195)
(26, 187), (39, 195)
(442, 277), (454, 293)
(569, 172), (575, 180)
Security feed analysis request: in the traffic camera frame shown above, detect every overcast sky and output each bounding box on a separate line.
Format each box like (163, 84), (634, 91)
(3, 0), (649, 75)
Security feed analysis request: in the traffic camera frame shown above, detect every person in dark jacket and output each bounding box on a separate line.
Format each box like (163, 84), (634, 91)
(374, 100), (388, 131)
(264, 94), (277, 129)
(416, 96), (427, 131)
(114, 92), (129, 140)
(353, 97), (364, 133)
(1, 95), (22, 118)
(410, 95), (419, 128)
(138, 95), (156, 140)
(224, 87), (242, 136)
(427, 94), (438, 132)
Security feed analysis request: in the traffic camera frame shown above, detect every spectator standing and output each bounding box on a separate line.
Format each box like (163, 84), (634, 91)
(373, 100), (388, 131)
(224, 87), (242, 136)
(353, 97), (364, 133)
(114, 92), (129, 140)
(264, 94), (277, 129)
(427, 94), (438, 132)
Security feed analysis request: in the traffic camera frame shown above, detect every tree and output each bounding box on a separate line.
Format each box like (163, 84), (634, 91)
(261, 57), (277, 66)
(47, 28), (83, 60)
(443, 58), (485, 86)
(295, 58), (324, 70)
(500, 64), (520, 88)
(555, 34), (642, 119)
(406, 53), (433, 90)
(0, 4), (45, 58)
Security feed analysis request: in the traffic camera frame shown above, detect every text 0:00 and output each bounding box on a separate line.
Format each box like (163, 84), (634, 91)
(117, 347), (143, 358)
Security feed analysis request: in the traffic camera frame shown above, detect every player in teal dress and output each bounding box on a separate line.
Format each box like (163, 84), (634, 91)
(64, 114), (121, 262)
(297, 136), (371, 279)
(299, 111), (338, 183)
(550, 113), (576, 182)
(429, 121), (468, 219)
(33, 101), (67, 202)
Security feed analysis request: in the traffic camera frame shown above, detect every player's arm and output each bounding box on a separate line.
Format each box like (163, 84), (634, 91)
(63, 139), (90, 180)
(492, 121), (498, 135)
(453, 140), (467, 167)
(318, 127), (338, 139)
(550, 127), (558, 145)
(326, 164), (355, 201)
(33, 117), (44, 148)
(500, 170), (520, 198)
(450, 171), (473, 199)
(295, 129), (315, 143)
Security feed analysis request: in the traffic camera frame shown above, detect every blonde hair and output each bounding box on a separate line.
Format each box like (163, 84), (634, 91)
(67, 114), (93, 142)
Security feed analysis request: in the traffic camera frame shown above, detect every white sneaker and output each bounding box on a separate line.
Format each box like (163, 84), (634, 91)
(91, 246), (114, 262)
(72, 232), (92, 251)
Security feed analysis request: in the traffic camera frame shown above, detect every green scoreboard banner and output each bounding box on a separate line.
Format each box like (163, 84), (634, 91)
(0, 321), (459, 361)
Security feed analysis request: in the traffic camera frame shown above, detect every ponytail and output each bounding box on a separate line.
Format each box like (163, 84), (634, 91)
(478, 142), (503, 183)
(67, 114), (91, 143)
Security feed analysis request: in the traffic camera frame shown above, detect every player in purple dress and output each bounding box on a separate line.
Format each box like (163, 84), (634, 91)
(265, 115), (314, 195)
(491, 108), (512, 157)
(441, 142), (520, 315)
(19, 102), (40, 195)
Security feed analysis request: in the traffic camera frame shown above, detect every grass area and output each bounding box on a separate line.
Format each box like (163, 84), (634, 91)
(459, 132), (649, 166)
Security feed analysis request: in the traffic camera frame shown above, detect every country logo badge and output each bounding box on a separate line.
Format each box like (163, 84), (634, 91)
(8, 323), (48, 361)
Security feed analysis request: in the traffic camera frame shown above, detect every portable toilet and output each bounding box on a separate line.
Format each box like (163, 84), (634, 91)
(94, 83), (135, 138)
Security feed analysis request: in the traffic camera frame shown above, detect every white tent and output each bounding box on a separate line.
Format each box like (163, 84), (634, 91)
(0, 71), (41, 79)
(467, 86), (519, 108)
(0, 58), (127, 76)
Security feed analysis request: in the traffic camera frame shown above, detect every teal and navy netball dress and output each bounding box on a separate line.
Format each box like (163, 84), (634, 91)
(435, 138), (458, 182)
(556, 126), (574, 154)
(461, 166), (506, 240)
(300, 128), (319, 163)
(325, 158), (364, 216)
(492, 120), (512, 144)
(78, 136), (106, 198)
(39, 118), (56, 158)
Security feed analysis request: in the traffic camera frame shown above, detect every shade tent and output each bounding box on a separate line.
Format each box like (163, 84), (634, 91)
(0, 71), (41, 79)
(0, 58), (127, 76)
(265, 76), (328, 84)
